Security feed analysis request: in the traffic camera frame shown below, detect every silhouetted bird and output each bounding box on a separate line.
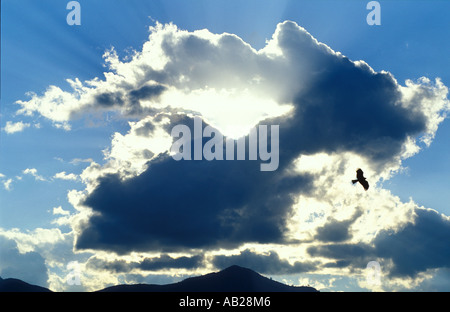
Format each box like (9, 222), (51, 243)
(352, 168), (369, 191)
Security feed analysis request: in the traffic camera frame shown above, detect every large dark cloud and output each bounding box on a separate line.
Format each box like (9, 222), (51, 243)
(140, 254), (203, 271)
(75, 21), (438, 255)
(76, 118), (313, 253)
(145, 22), (428, 168)
(314, 209), (363, 243)
(274, 62), (426, 169)
(86, 254), (204, 273)
(307, 242), (375, 270)
(306, 207), (450, 278)
(374, 208), (450, 278)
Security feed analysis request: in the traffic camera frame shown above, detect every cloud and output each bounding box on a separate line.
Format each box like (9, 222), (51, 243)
(374, 208), (450, 278)
(407, 268), (450, 291)
(0, 227), (86, 291)
(13, 22), (448, 143)
(14, 22), (448, 165)
(303, 206), (450, 281)
(86, 254), (204, 273)
(53, 171), (78, 181)
(139, 254), (204, 271)
(0, 235), (49, 287)
(75, 137), (314, 253)
(0, 173), (12, 191)
(313, 209), (363, 243)
(0, 228), (66, 254)
(23, 168), (46, 181)
(70, 21), (448, 256)
(3, 121), (30, 134)
(53, 206), (70, 216)
(3, 178), (13, 191)
(15, 84), (78, 129)
(307, 243), (375, 269)
(69, 158), (94, 165)
(212, 249), (318, 275)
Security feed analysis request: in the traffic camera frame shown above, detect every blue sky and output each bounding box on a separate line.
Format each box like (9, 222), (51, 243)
(1, 0), (449, 291)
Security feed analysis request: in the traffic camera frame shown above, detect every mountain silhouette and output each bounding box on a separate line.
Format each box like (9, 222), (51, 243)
(0, 276), (52, 292)
(97, 265), (318, 292)
(0, 266), (318, 292)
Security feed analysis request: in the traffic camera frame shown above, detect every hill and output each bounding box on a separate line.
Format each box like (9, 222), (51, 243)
(0, 266), (318, 292)
(0, 276), (52, 292)
(97, 265), (318, 292)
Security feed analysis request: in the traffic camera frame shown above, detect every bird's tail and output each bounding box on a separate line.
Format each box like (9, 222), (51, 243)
(352, 179), (358, 184)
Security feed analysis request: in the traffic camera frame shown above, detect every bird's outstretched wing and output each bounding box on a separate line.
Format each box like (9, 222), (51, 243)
(360, 179), (369, 191)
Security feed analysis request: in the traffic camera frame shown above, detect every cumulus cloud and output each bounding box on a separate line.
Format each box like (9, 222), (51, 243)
(3, 178), (13, 191)
(69, 21), (448, 256)
(374, 208), (450, 278)
(13, 21), (450, 289)
(53, 206), (71, 216)
(304, 206), (450, 282)
(3, 121), (30, 134)
(53, 171), (78, 181)
(0, 173), (11, 191)
(69, 158), (94, 165)
(0, 228), (66, 254)
(51, 206), (73, 226)
(0, 227), (87, 291)
(23, 168), (46, 181)
(0, 235), (49, 287)
(313, 209), (363, 243)
(75, 141), (313, 253)
(14, 21), (448, 144)
(86, 254), (204, 273)
(307, 242), (375, 270)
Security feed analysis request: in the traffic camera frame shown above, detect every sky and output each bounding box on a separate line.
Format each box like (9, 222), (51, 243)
(0, 0), (449, 292)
